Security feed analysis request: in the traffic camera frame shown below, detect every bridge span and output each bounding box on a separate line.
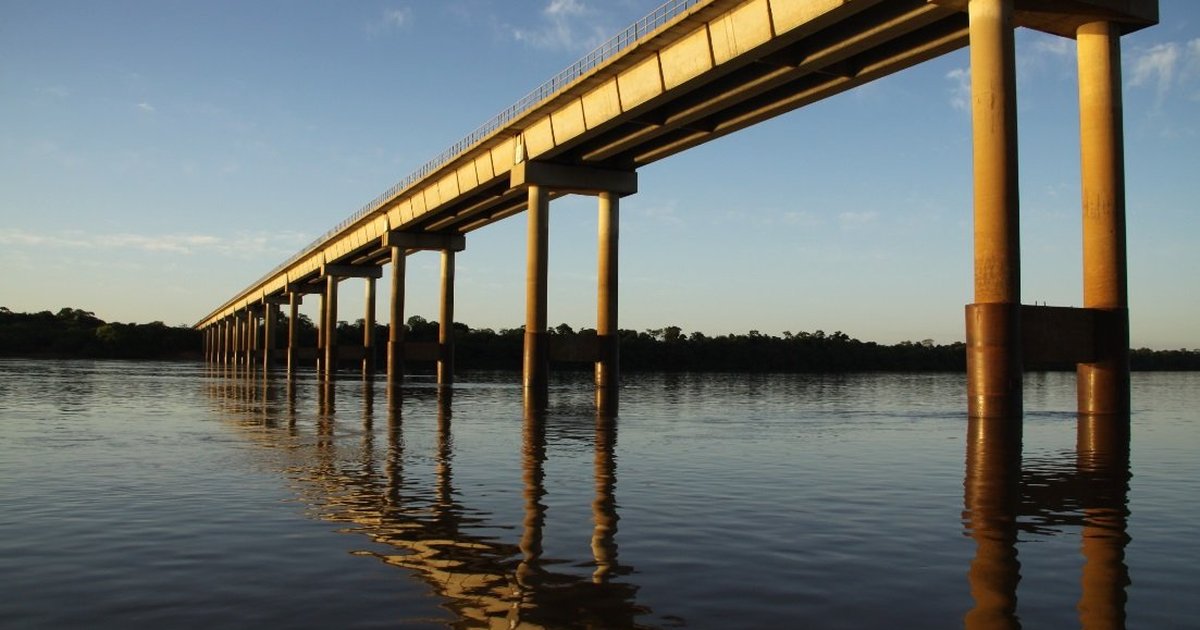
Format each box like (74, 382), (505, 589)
(197, 0), (1158, 418)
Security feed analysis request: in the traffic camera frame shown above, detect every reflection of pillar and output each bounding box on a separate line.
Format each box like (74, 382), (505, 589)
(388, 247), (406, 388)
(592, 414), (619, 583)
(287, 292), (300, 378)
(965, 0), (1022, 419)
(435, 390), (453, 514)
(596, 191), (619, 414)
(518, 409), (547, 589)
(1077, 21), (1130, 416)
(324, 274), (339, 379)
(963, 416), (1022, 630)
(384, 391), (403, 508)
(438, 250), (455, 386)
(1076, 414), (1131, 629)
(524, 184), (550, 409)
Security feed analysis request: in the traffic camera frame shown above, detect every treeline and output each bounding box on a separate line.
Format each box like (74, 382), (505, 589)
(0, 307), (200, 359)
(3, 307), (1198, 370)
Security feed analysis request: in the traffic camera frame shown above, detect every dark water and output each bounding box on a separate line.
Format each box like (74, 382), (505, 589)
(1, 360), (1197, 628)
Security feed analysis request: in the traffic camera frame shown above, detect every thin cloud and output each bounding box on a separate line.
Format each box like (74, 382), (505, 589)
(838, 211), (879, 229)
(367, 6), (413, 37)
(136, 102), (156, 113)
(509, 0), (610, 52)
(1129, 41), (1182, 100)
(0, 229), (307, 257)
(946, 67), (970, 112)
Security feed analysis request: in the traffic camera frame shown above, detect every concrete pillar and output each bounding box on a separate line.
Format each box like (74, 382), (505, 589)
(966, 0), (1022, 418)
(264, 303), (278, 372)
(287, 292), (300, 377)
(1077, 21), (1130, 416)
(324, 274), (339, 378)
(316, 289), (327, 373)
(364, 276), (377, 378)
(524, 184), (550, 408)
(387, 247), (406, 387)
(438, 250), (456, 386)
(220, 319), (229, 364)
(250, 309), (260, 367)
(596, 191), (619, 413)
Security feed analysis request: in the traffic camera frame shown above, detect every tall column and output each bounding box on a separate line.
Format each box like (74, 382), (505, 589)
(287, 292), (300, 377)
(250, 308), (260, 367)
(596, 191), (619, 413)
(363, 276), (377, 378)
(221, 319), (230, 364)
(965, 0), (1022, 418)
(264, 303), (278, 372)
(388, 247), (406, 387)
(1077, 21), (1130, 416)
(438, 250), (456, 386)
(524, 185), (550, 408)
(324, 274), (339, 378)
(316, 289), (327, 373)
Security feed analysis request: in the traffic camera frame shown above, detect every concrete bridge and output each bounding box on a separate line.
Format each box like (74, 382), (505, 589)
(196, 0), (1158, 418)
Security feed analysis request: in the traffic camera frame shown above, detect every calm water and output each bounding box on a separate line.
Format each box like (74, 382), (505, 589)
(1, 360), (1197, 629)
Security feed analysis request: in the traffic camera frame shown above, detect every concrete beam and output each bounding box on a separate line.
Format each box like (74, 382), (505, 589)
(383, 231), (466, 252)
(929, 0), (1158, 36)
(510, 161), (638, 197)
(321, 263), (383, 279)
(287, 283), (324, 295)
(263, 295), (290, 305)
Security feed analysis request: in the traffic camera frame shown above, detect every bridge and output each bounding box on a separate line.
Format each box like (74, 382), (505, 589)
(196, 0), (1158, 418)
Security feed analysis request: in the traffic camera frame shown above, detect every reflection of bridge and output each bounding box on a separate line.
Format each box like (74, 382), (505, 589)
(209, 374), (645, 628)
(963, 415), (1131, 629)
(195, 0), (1157, 418)
(208, 368), (1133, 627)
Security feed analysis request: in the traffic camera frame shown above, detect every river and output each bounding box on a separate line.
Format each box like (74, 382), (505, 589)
(1, 359), (1197, 628)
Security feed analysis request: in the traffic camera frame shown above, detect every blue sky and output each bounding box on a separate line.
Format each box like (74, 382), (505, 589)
(1, 0), (1197, 349)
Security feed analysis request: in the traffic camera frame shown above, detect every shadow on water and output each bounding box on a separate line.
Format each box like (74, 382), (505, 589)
(962, 415), (1131, 630)
(207, 368), (1132, 628)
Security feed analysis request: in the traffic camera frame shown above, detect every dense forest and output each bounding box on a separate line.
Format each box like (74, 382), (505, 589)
(2, 306), (1197, 370)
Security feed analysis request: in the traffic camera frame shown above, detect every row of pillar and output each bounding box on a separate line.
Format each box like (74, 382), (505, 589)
(202, 164), (632, 414)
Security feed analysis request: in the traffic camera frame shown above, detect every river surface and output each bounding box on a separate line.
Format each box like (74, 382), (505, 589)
(1, 360), (1197, 628)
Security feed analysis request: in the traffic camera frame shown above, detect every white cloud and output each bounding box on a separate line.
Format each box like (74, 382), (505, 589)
(509, 0), (610, 52)
(0, 229), (307, 257)
(367, 6), (412, 37)
(945, 67), (970, 112)
(838, 211), (879, 229)
(1129, 42), (1182, 99)
(136, 102), (156, 113)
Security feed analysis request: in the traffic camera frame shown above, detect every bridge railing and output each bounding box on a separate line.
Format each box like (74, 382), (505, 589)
(249, 0), (704, 293)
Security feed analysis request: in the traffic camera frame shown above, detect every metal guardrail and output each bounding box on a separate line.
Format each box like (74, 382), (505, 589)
(246, 0), (704, 294)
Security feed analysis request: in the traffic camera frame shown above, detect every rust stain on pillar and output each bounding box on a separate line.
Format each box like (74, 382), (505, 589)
(966, 0), (1022, 419)
(524, 184), (550, 399)
(1077, 20), (1130, 415)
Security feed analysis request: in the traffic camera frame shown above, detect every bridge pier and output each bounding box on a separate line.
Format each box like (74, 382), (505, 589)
(1077, 20), (1129, 416)
(513, 161), (637, 413)
(438, 250), (456, 387)
(387, 246), (406, 388)
(965, 0), (1022, 419)
(320, 263), (384, 380)
(363, 276), (377, 378)
(286, 291), (300, 377)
